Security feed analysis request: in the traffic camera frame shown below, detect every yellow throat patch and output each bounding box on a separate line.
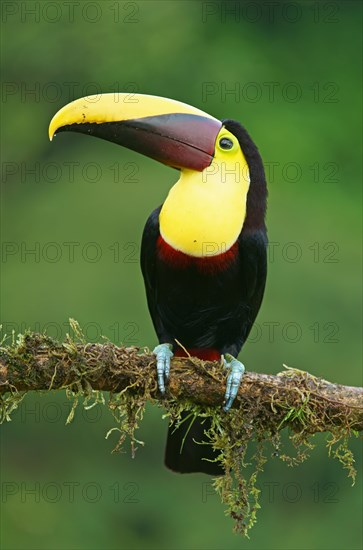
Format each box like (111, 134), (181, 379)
(159, 127), (250, 257)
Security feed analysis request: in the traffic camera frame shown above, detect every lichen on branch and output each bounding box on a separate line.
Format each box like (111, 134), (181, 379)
(0, 321), (361, 535)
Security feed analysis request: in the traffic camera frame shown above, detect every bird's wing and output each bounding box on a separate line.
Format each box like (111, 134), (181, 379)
(140, 205), (172, 343)
(221, 229), (267, 357)
(240, 228), (267, 329)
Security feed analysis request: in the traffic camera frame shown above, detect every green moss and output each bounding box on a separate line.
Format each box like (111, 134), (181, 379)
(327, 431), (357, 483)
(0, 321), (360, 536)
(0, 391), (26, 423)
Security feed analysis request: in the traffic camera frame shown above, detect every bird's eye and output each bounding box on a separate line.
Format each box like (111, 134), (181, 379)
(219, 137), (234, 150)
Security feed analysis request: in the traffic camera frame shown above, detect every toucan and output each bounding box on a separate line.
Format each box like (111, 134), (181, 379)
(49, 94), (268, 475)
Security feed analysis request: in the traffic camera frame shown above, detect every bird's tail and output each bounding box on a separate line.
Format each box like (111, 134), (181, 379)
(164, 345), (224, 475)
(164, 411), (224, 475)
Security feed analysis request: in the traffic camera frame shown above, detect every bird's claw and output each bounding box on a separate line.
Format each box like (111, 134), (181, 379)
(153, 343), (174, 394)
(223, 354), (245, 411)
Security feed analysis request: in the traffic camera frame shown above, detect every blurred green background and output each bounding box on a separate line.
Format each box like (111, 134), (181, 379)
(1, 1), (362, 549)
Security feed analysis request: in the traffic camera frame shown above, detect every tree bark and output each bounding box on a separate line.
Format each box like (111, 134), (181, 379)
(0, 335), (362, 432)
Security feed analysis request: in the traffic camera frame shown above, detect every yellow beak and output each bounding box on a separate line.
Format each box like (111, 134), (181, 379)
(49, 93), (222, 171)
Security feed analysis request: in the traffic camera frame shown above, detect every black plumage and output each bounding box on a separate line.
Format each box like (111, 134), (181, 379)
(140, 120), (268, 475)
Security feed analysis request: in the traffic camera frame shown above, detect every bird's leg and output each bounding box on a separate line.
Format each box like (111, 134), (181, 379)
(222, 353), (245, 411)
(153, 343), (174, 394)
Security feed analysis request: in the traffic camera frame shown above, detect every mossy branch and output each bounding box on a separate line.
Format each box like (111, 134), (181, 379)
(0, 326), (361, 536)
(0, 330), (362, 431)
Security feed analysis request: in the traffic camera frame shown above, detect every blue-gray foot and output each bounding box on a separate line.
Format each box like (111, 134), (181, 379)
(153, 343), (174, 394)
(223, 354), (245, 411)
